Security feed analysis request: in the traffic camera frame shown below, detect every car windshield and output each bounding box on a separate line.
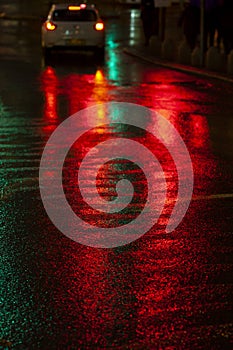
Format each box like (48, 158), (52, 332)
(52, 9), (97, 22)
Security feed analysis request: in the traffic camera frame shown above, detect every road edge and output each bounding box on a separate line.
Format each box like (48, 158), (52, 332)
(124, 47), (233, 84)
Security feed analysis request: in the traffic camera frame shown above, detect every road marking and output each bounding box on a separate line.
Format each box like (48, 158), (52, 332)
(192, 193), (233, 201)
(165, 193), (233, 205)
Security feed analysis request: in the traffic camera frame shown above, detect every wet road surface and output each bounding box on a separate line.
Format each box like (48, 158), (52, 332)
(0, 7), (233, 350)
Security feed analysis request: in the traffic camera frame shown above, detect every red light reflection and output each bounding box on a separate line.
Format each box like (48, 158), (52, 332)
(41, 67), (59, 121)
(134, 69), (217, 197)
(36, 65), (229, 349)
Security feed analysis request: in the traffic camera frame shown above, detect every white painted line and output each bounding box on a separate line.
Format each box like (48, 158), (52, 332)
(192, 193), (233, 200)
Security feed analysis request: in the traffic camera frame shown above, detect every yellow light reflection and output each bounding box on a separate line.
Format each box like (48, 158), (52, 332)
(89, 69), (109, 133)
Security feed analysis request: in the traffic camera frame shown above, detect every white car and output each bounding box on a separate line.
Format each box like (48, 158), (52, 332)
(41, 3), (105, 57)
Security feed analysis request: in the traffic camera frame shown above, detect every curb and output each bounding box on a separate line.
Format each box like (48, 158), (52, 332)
(124, 47), (233, 84)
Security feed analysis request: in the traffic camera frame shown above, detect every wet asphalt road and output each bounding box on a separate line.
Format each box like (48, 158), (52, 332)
(0, 5), (233, 350)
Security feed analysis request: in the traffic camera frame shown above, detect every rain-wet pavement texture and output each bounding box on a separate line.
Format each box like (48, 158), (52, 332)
(0, 5), (233, 350)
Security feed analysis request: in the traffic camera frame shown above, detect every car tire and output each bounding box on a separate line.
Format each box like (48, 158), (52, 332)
(95, 47), (105, 61)
(42, 47), (53, 65)
(43, 47), (52, 58)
